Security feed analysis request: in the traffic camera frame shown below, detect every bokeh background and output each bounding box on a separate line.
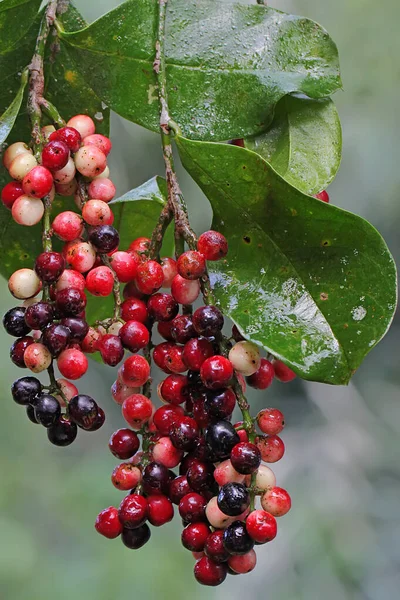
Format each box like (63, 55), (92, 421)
(1, 0), (399, 598)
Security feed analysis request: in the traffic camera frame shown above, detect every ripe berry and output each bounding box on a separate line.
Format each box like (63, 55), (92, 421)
(24, 342), (52, 373)
(121, 523), (151, 549)
(229, 341), (261, 377)
(160, 374), (188, 405)
(147, 495), (174, 526)
(41, 140), (70, 171)
(52, 157), (76, 184)
(64, 240), (96, 273)
(3, 141), (32, 170)
(245, 509), (277, 543)
(9, 153), (37, 181)
(11, 376), (41, 405)
(194, 556), (227, 587)
(95, 507), (122, 539)
(136, 260), (164, 295)
(257, 408), (285, 435)
(47, 415), (78, 446)
(205, 420), (240, 460)
(99, 334), (124, 366)
(315, 190), (330, 203)
(112, 463), (142, 490)
(182, 337), (214, 371)
(197, 230), (228, 261)
(88, 227), (119, 256)
(109, 429), (140, 459)
(33, 394), (61, 427)
(182, 522), (210, 552)
(228, 550), (257, 574)
(223, 521), (254, 555)
(74, 146), (107, 178)
(261, 487), (291, 517)
(186, 459), (215, 492)
(205, 388), (236, 419)
(86, 266), (114, 296)
(230, 442), (261, 474)
(88, 177), (115, 202)
(66, 114), (95, 139)
(120, 298), (147, 323)
(68, 394), (98, 429)
(169, 475), (192, 504)
(60, 317), (89, 343)
(109, 251), (137, 282)
(204, 530), (229, 563)
(35, 252), (65, 284)
(200, 355), (233, 390)
(177, 251), (206, 280)
(272, 359), (297, 382)
(3, 307), (31, 337)
(143, 462), (170, 495)
(246, 358), (274, 389)
(170, 417), (199, 451)
(56, 288), (86, 316)
(179, 492), (207, 523)
(192, 305), (224, 337)
(22, 165), (53, 198)
(256, 435), (285, 463)
(217, 483), (250, 516)
(119, 320), (149, 352)
(10, 336), (34, 367)
(147, 293), (178, 322)
(52, 211), (83, 241)
(57, 348), (88, 379)
(169, 315), (195, 344)
(122, 394), (153, 429)
(1, 181), (23, 209)
(164, 344), (186, 374)
(119, 494), (148, 529)
(26, 404), (39, 424)
(153, 342), (174, 373)
(171, 274), (200, 304)
(120, 355), (150, 387)
(49, 126), (81, 152)
(24, 301), (54, 330)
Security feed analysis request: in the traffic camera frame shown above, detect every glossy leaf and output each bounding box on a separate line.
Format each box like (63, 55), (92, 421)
(0, 0), (41, 54)
(0, 72), (27, 145)
(177, 136), (397, 384)
(245, 95), (342, 196)
(59, 0), (341, 141)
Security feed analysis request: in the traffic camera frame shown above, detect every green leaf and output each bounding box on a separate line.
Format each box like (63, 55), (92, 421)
(0, 71), (27, 145)
(0, 0), (41, 54)
(176, 136), (397, 385)
(44, 2), (110, 135)
(59, 0), (341, 141)
(245, 95), (342, 196)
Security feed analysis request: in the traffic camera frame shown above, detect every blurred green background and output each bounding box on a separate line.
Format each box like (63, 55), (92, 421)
(1, 0), (400, 598)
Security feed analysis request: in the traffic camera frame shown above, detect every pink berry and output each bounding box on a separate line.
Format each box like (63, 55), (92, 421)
(111, 463), (142, 490)
(86, 266), (114, 296)
(74, 146), (107, 178)
(95, 507), (122, 539)
(255, 465), (276, 491)
(160, 257), (177, 287)
(228, 550), (257, 574)
(197, 230), (228, 261)
(64, 240), (96, 273)
(88, 177), (115, 202)
(53, 379), (78, 407)
(12, 195), (44, 226)
(171, 274), (200, 304)
(41, 140), (70, 171)
(246, 509), (277, 543)
(66, 114), (96, 139)
(52, 157), (76, 185)
(111, 380), (139, 405)
(257, 408), (285, 435)
(122, 394), (153, 429)
(55, 179), (77, 197)
(81, 133), (111, 155)
(1, 181), (23, 209)
(52, 211), (83, 241)
(82, 199), (114, 226)
(213, 460), (246, 486)
(3, 142), (32, 170)
(23, 342), (52, 373)
(55, 269), (85, 293)
(152, 436), (183, 468)
(256, 434), (285, 463)
(272, 359), (297, 382)
(57, 348), (88, 380)
(261, 486), (291, 517)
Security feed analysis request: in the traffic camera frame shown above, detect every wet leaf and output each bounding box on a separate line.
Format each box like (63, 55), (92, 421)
(177, 136), (397, 384)
(245, 95), (342, 196)
(59, 0), (341, 141)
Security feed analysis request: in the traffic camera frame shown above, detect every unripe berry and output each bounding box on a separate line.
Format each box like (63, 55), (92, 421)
(197, 230), (228, 261)
(95, 507), (122, 539)
(8, 152), (37, 180)
(35, 251), (65, 283)
(8, 269), (41, 299)
(55, 179), (77, 197)
(246, 510), (277, 544)
(64, 240), (96, 272)
(213, 460), (246, 486)
(177, 251), (206, 280)
(55, 269), (85, 293)
(53, 378), (78, 406)
(52, 211), (84, 241)
(41, 125), (56, 141)
(66, 114), (96, 139)
(12, 195), (44, 226)
(74, 146), (107, 178)
(83, 133), (112, 156)
(272, 359), (297, 382)
(86, 266), (114, 296)
(22, 165), (53, 198)
(111, 379), (138, 405)
(82, 199), (114, 226)
(3, 142), (32, 170)
(261, 486), (291, 517)
(152, 436), (183, 468)
(87, 177), (115, 202)
(57, 348), (88, 379)
(257, 407), (285, 435)
(122, 394), (153, 429)
(205, 496), (235, 529)
(228, 550), (257, 574)
(49, 126), (81, 152)
(23, 342), (52, 372)
(1, 181), (23, 209)
(255, 465), (276, 491)
(136, 260), (164, 295)
(109, 251), (137, 282)
(120, 355), (150, 387)
(52, 157), (76, 184)
(171, 274), (200, 304)
(228, 341), (261, 376)
(41, 140), (70, 171)
(160, 257), (177, 287)
(112, 463), (142, 490)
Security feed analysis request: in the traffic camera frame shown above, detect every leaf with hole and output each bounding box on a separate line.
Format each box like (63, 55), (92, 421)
(245, 95), (342, 196)
(176, 136), (397, 384)
(59, 0), (341, 141)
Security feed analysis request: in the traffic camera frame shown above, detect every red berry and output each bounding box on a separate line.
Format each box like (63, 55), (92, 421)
(57, 348), (88, 379)
(194, 556), (227, 586)
(120, 298), (148, 323)
(204, 529), (229, 563)
(109, 428), (140, 459)
(95, 507), (122, 539)
(147, 494), (174, 526)
(186, 459), (214, 492)
(99, 334), (124, 366)
(1, 181), (23, 209)
(122, 394), (153, 429)
(228, 550), (257, 574)
(168, 475), (193, 504)
(170, 416), (199, 452)
(182, 522), (210, 551)
(157, 320), (174, 341)
(22, 165), (53, 198)
(230, 442), (261, 474)
(200, 355), (233, 390)
(136, 260), (164, 294)
(179, 492), (207, 523)
(111, 463), (141, 490)
(182, 337), (214, 371)
(10, 336), (34, 368)
(152, 436), (183, 468)
(119, 320), (149, 352)
(261, 486), (291, 517)
(246, 358), (275, 389)
(160, 374), (189, 405)
(41, 140), (70, 171)
(315, 190), (330, 203)
(177, 251), (206, 280)
(153, 341), (174, 374)
(171, 274), (200, 304)
(56, 287), (87, 316)
(257, 408), (285, 435)
(119, 494), (148, 528)
(110, 251), (137, 283)
(120, 355), (150, 387)
(129, 237), (150, 254)
(246, 509), (277, 544)
(255, 434), (285, 463)
(147, 293), (179, 322)
(272, 359), (297, 382)
(197, 230), (228, 261)
(153, 405), (184, 435)
(86, 266), (114, 296)
(52, 211), (83, 241)
(49, 126), (82, 152)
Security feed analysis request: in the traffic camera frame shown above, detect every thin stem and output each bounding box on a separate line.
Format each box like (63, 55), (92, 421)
(39, 98), (66, 127)
(148, 203), (173, 259)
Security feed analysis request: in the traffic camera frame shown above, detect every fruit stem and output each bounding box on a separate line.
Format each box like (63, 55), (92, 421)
(39, 98), (66, 128)
(148, 203), (173, 260)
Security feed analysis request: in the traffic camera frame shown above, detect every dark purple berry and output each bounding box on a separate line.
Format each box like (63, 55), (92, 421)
(11, 376), (41, 405)
(3, 307), (31, 337)
(47, 415), (78, 446)
(24, 302), (54, 330)
(217, 483), (250, 516)
(42, 324), (70, 357)
(88, 225), (119, 253)
(68, 394), (98, 429)
(34, 394), (61, 427)
(34, 251), (65, 283)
